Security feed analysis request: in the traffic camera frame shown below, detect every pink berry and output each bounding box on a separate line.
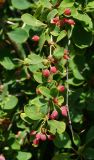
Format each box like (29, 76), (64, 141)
(40, 134), (46, 141)
(0, 155), (5, 160)
(50, 110), (58, 119)
(67, 19), (75, 25)
(61, 106), (67, 117)
(42, 69), (50, 77)
(33, 138), (39, 145)
(47, 135), (55, 140)
(50, 66), (57, 74)
(57, 85), (65, 92)
(35, 133), (41, 140)
(32, 35), (40, 42)
(64, 8), (71, 15)
(30, 130), (36, 136)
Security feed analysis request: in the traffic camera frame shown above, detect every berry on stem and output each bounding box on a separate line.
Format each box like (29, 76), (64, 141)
(53, 98), (58, 105)
(35, 133), (41, 140)
(40, 133), (47, 141)
(64, 8), (71, 16)
(50, 66), (57, 74)
(33, 138), (39, 145)
(57, 85), (65, 92)
(50, 110), (58, 119)
(42, 69), (50, 77)
(61, 106), (68, 117)
(47, 134), (55, 140)
(32, 35), (40, 42)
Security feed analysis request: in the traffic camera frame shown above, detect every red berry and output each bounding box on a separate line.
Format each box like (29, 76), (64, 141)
(50, 66), (57, 74)
(0, 155), (5, 160)
(67, 19), (75, 25)
(40, 134), (46, 141)
(61, 106), (67, 117)
(32, 35), (40, 42)
(30, 130), (36, 136)
(42, 69), (50, 77)
(51, 16), (59, 25)
(63, 54), (70, 60)
(50, 110), (58, 119)
(57, 85), (65, 92)
(35, 133), (41, 140)
(47, 134), (55, 140)
(33, 138), (39, 145)
(64, 8), (71, 15)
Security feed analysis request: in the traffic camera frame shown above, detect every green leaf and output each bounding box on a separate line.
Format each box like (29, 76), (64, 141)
(1, 95), (18, 110)
(48, 120), (66, 134)
(29, 63), (44, 72)
(24, 105), (43, 120)
(21, 13), (46, 28)
(7, 28), (28, 43)
(69, 57), (84, 80)
(39, 0), (52, 9)
(34, 72), (43, 83)
(47, 9), (58, 22)
(53, 47), (64, 59)
(56, 30), (67, 42)
(54, 132), (72, 148)
(83, 148), (94, 160)
(72, 24), (93, 48)
(11, 0), (31, 10)
(38, 32), (46, 52)
(67, 78), (84, 86)
(0, 57), (15, 70)
(17, 151), (32, 160)
(52, 154), (72, 160)
(39, 86), (51, 98)
(28, 53), (43, 64)
(86, 126), (94, 144)
(58, 96), (64, 106)
(73, 132), (81, 146)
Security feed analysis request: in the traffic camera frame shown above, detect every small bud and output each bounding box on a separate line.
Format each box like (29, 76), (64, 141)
(53, 98), (58, 104)
(57, 85), (65, 92)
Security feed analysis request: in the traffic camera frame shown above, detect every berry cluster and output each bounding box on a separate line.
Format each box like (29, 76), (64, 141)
(42, 66), (57, 78)
(30, 131), (55, 146)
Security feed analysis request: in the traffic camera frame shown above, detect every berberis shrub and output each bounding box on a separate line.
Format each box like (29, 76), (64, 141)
(0, 0), (94, 160)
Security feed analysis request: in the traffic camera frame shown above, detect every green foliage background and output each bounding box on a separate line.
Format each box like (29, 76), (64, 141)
(0, 0), (94, 160)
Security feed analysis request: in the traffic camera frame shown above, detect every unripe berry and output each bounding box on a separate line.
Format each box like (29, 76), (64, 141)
(33, 138), (39, 145)
(50, 110), (58, 119)
(53, 98), (58, 104)
(35, 133), (41, 140)
(63, 54), (70, 60)
(57, 85), (65, 92)
(50, 66), (57, 73)
(32, 35), (40, 42)
(64, 8), (71, 15)
(0, 155), (5, 160)
(30, 130), (36, 136)
(42, 69), (50, 77)
(61, 106), (67, 117)
(40, 134), (46, 141)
